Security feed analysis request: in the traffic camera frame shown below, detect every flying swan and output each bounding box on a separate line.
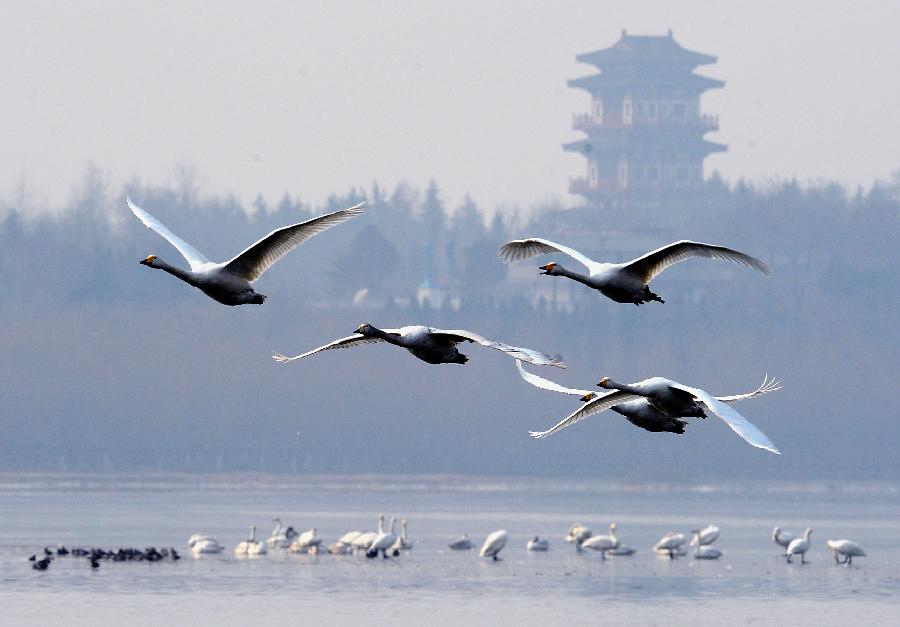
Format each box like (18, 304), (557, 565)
(127, 196), (365, 305)
(498, 238), (769, 305)
(274, 324), (564, 368)
(520, 368), (781, 454)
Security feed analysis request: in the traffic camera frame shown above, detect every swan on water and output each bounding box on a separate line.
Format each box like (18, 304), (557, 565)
(480, 530), (509, 561)
(827, 539), (866, 565)
(564, 523), (593, 551)
(234, 525), (267, 556)
(266, 517), (299, 549)
(338, 530), (364, 546)
(786, 528), (812, 564)
(329, 530), (363, 554)
(772, 526), (797, 549)
(352, 514), (385, 555)
(288, 528), (323, 554)
(274, 324), (564, 368)
(691, 530), (723, 559)
(390, 518), (413, 551)
(188, 534), (224, 554)
(526, 536), (549, 551)
(690, 524), (720, 547)
(498, 237), (769, 305)
(580, 523), (620, 559)
(525, 372), (780, 454)
(654, 532), (687, 558)
(127, 196), (365, 306)
(449, 534), (475, 551)
(367, 517), (399, 559)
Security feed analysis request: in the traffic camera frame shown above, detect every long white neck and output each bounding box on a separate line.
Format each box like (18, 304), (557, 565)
(377, 515), (385, 534)
(401, 521), (408, 540)
(272, 518), (282, 535)
(250, 526), (257, 542)
(388, 517), (397, 535)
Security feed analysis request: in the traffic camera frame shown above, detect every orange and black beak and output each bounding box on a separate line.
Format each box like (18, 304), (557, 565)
(539, 262), (556, 275)
(139, 255), (156, 266)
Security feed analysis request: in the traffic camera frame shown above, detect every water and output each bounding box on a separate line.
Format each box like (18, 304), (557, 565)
(2, 474), (898, 626)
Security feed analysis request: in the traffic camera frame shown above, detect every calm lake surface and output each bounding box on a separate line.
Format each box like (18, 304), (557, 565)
(1, 474), (898, 626)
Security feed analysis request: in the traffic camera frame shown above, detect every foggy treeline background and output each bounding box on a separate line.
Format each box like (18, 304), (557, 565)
(1, 167), (897, 479)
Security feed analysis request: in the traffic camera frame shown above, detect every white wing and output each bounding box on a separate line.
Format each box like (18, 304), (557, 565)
(431, 328), (565, 368)
(515, 360), (593, 397)
(529, 390), (644, 439)
(127, 196), (210, 270)
(624, 240), (770, 284)
(224, 202), (365, 282)
(498, 237), (596, 272)
(715, 375), (782, 404)
(671, 383), (780, 454)
(272, 331), (393, 363)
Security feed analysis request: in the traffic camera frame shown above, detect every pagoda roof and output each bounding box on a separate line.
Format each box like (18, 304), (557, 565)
(568, 71), (724, 93)
(577, 30), (716, 69)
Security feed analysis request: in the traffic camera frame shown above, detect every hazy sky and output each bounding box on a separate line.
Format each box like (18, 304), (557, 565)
(2, 1), (898, 214)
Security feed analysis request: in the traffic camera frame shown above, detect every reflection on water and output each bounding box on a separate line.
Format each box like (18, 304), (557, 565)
(2, 474), (899, 625)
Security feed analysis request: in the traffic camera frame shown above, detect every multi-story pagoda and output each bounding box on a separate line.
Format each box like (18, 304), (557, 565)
(566, 30), (725, 208)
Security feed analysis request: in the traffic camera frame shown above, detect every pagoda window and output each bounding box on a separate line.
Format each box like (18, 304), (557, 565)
(632, 165), (644, 181)
(617, 161), (629, 188)
(675, 166), (689, 182)
(672, 102), (686, 118)
(593, 98), (603, 123)
(647, 102), (657, 120)
(588, 163), (599, 187)
(622, 99), (633, 125)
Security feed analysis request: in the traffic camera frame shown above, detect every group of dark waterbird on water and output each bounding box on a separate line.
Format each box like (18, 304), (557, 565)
(124, 195), (781, 453)
(31, 546), (181, 570)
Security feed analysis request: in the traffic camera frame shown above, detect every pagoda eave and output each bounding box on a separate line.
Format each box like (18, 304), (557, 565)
(568, 73), (724, 93)
(576, 32), (717, 70)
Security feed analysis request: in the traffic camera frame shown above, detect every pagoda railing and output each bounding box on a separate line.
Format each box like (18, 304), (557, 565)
(573, 113), (718, 131)
(569, 177), (622, 194)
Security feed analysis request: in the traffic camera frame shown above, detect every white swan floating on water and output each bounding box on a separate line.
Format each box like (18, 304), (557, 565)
(449, 534), (475, 551)
(691, 530), (722, 560)
(188, 534), (224, 554)
(234, 525), (267, 556)
(526, 536), (549, 551)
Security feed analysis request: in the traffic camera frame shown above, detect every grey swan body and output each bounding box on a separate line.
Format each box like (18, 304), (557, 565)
(275, 324), (565, 368)
(128, 196), (365, 305)
(516, 361), (780, 450)
(498, 238), (769, 305)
